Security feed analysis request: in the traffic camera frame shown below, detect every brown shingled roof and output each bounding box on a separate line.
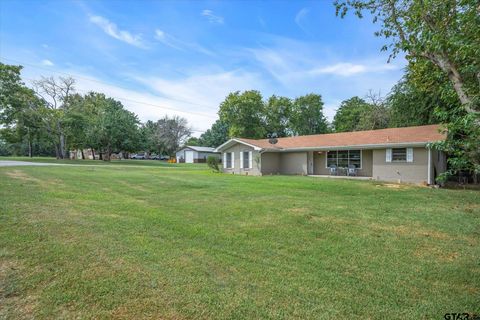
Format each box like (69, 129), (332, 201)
(237, 124), (446, 150)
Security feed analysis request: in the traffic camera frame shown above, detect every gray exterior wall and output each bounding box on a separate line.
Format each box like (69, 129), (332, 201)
(261, 152), (280, 175)
(221, 143), (446, 183)
(279, 152), (308, 175)
(221, 143), (261, 175)
(372, 147), (429, 184)
(313, 150), (373, 177)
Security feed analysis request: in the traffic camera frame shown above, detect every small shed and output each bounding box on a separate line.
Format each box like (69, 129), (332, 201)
(175, 146), (221, 163)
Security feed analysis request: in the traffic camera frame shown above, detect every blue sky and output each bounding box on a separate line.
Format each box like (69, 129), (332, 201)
(0, 0), (406, 135)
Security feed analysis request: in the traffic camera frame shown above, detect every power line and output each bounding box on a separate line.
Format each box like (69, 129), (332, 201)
(20, 76), (208, 133)
(21, 76), (216, 124)
(1, 57), (219, 111)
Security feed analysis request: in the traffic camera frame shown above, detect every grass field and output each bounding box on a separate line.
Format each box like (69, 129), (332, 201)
(0, 158), (479, 319)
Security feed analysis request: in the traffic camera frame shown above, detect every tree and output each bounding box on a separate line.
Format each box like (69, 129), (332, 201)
(264, 95), (293, 137)
(333, 97), (371, 132)
(198, 119), (229, 147)
(356, 91), (390, 130)
(32, 76), (76, 159)
(0, 63), (48, 157)
(335, 0), (479, 114)
(88, 94), (140, 161)
(185, 137), (201, 146)
(218, 90), (266, 139)
(335, 0), (480, 180)
(155, 115), (191, 155)
(290, 94), (329, 135)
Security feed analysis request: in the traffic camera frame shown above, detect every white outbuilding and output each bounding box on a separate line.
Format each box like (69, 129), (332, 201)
(175, 146), (221, 163)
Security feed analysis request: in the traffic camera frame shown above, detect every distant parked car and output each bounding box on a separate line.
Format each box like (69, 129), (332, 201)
(131, 153), (146, 159)
(160, 155), (169, 160)
(150, 154), (161, 160)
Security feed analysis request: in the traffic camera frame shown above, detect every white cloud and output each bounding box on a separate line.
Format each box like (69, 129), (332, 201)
(310, 62), (398, 76)
(136, 69), (266, 115)
(154, 29), (213, 55)
(154, 29), (182, 50)
(89, 15), (145, 48)
(310, 63), (366, 76)
(41, 59), (54, 66)
(201, 10), (224, 24)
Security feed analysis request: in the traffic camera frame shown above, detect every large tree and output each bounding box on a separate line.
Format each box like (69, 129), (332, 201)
(0, 63), (48, 157)
(333, 96), (371, 132)
(290, 94), (329, 136)
(155, 115), (192, 155)
(218, 90), (266, 139)
(335, 0), (479, 113)
(264, 95), (293, 137)
(88, 94), (141, 160)
(32, 76), (76, 159)
(336, 0), (480, 179)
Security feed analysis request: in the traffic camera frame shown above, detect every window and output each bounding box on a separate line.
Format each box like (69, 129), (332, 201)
(243, 151), (250, 169)
(326, 150), (362, 168)
(392, 148), (407, 162)
(226, 152), (232, 168)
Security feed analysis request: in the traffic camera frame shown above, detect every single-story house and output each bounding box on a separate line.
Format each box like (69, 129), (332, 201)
(175, 146), (221, 163)
(214, 124), (447, 185)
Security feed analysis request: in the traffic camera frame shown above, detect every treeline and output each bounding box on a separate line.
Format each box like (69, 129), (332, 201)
(187, 92), (329, 147)
(0, 63), (191, 160)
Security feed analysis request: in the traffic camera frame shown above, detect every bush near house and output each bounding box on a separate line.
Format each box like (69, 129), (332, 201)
(206, 155), (220, 172)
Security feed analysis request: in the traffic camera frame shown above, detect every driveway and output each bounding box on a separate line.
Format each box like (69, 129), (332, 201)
(0, 160), (67, 167)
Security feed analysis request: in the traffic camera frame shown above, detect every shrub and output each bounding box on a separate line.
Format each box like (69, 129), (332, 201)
(207, 156), (220, 172)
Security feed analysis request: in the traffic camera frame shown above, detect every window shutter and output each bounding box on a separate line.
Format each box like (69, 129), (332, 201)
(240, 151), (244, 169)
(249, 151), (253, 168)
(386, 148), (392, 162)
(223, 153), (227, 168)
(231, 152), (234, 168)
(407, 148), (413, 162)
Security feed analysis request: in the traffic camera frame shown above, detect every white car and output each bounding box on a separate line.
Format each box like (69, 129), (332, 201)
(131, 153), (146, 159)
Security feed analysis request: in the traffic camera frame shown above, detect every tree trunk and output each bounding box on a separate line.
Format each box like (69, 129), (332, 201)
(105, 145), (111, 161)
(99, 152), (103, 161)
(81, 149), (85, 160)
(28, 138), (32, 158)
(430, 53), (476, 113)
(54, 144), (60, 159)
(59, 133), (66, 159)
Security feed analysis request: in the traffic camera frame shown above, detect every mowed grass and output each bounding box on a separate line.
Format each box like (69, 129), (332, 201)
(0, 163), (479, 319)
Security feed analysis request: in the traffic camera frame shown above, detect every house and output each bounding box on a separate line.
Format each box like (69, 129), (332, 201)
(175, 146), (221, 163)
(214, 124), (447, 185)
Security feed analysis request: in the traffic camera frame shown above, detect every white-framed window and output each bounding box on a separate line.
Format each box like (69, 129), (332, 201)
(225, 152), (233, 169)
(326, 150), (362, 168)
(386, 148), (413, 163)
(240, 151), (253, 169)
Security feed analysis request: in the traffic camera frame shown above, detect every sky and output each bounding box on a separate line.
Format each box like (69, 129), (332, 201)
(0, 0), (406, 136)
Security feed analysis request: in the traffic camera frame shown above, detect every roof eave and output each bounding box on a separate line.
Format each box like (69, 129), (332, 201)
(214, 138), (263, 152)
(261, 141), (444, 152)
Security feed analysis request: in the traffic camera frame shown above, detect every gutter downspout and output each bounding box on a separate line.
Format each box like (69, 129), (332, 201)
(427, 147), (432, 185)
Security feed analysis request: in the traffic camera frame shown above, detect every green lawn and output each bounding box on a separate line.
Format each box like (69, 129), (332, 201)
(0, 162), (478, 319)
